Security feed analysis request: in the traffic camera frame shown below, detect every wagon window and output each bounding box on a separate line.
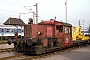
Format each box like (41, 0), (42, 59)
(1, 29), (4, 32)
(6, 29), (10, 32)
(14, 29), (16, 32)
(0, 28), (1, 32)
(65, 26), (70, 34)
(18, 29), (21, 33)
(11, 29), (14, 32)
(56, 25), (63, 33)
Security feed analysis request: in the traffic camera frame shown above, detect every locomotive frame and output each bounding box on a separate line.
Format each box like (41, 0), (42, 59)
(8, 19), (72, 54)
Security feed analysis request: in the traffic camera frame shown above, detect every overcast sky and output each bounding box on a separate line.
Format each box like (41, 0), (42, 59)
(0, 0), (90, 29)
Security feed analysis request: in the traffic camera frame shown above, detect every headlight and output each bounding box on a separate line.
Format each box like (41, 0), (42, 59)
(37, 31), (42, 35)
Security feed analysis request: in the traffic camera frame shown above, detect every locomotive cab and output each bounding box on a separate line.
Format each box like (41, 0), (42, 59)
(55, 22), (72, 48)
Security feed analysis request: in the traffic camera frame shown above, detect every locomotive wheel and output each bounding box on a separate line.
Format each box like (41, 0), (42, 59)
(8, 39), (12, 45)
(26, 39), (32, 46)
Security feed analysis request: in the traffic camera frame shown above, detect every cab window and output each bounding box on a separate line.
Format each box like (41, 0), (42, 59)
(56, 25), (63, 33)
(65, 26), (70, 34)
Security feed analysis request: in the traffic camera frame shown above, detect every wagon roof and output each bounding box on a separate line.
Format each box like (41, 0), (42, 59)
(3, 17), (25, 26)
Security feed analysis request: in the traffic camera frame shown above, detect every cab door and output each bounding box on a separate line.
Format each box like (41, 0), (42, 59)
(64, 26), (72, 47)
(55, 25), (64, 48)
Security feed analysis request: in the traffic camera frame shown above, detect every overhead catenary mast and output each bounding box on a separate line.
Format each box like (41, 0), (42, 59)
(65, 0), (67, 22)
(79, 20), (80, 26)
(34, 3), (38, 24)
(36, 3), (38, 24)
(22, 3), (38, 24)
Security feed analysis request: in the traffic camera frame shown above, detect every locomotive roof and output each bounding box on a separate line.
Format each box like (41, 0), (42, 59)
(4, 18), (25, 26)
(60, 22), (72, 26)
(39, 19), (72, 26)
(55, 21), (72, 26)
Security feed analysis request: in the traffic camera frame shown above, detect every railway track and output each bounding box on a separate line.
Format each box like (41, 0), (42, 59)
(0, 48), (13, 53)
(0, 52), (25, 60)
(0, 40), (7, 44)
(0, 44), (88, 60)
(0, 44), (14, 53)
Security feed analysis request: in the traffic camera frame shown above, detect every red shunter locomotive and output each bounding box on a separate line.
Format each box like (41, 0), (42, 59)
(8, 19), (72, 54)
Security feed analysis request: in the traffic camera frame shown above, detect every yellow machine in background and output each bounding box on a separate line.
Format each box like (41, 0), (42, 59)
(72, 26), (90, 45)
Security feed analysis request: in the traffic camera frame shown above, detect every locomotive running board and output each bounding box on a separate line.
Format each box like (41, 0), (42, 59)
(46, 47), (60, 52)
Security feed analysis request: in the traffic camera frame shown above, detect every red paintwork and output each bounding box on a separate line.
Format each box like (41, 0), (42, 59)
(41, 19), (55, 25)
(57, 38), (64, 47)
(42, 38), (48, 47)
(55, 23), (63, 37)
(63, 26), (72, 47)
(24, 19), (72, 48)
(46, 26), (55, 37)
(32, 24), (47, 38)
